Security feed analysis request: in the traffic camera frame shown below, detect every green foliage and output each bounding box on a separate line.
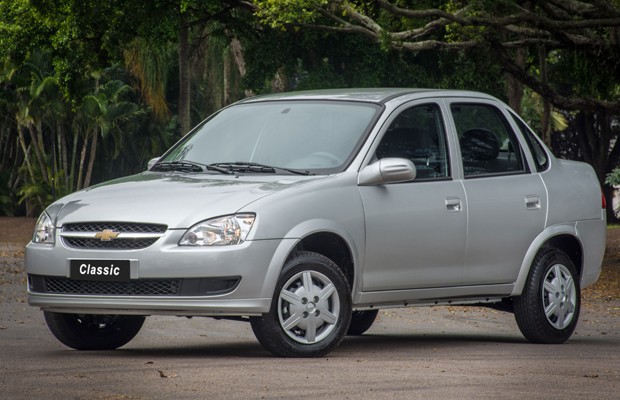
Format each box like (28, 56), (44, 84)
(519, 88), (568, 134)
(1, 0), (619, 218)
(606, 168), (620, 187)
(243, 28), (445, 92)
(254, 0), (329, 28)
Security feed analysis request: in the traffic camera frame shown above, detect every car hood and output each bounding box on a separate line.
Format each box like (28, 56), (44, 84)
(48, 172), (322, 229)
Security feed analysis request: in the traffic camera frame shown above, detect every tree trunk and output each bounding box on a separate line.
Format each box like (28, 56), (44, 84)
(59, 125), (69, 190)
(223, 47), (231, 106)
(17, 129), (37, 189)
(16, 131), (44, 212)
(69, 129), (79, 192)
(229, 38), (254, 98)
(538, 46), (552, 146)
(26, 122), (49, 185)
(83, 130), (98, 189)
(178, 12), (191, 136)
(76, 135), (89, 191)
(505, 47), (526, 113)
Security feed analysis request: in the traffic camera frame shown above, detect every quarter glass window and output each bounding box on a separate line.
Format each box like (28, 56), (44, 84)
(509, 112), (549, 172)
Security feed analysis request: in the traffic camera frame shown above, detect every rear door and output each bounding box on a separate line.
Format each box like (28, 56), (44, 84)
(359, 101), (467, 291)
(447, 100), (547, 285)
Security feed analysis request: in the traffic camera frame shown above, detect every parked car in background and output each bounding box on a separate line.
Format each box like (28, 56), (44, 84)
(26, 89), (606, 357)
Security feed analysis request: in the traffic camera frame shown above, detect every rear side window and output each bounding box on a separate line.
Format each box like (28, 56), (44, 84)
(451, 103), (526, 177)
(509, 112), (549, 172)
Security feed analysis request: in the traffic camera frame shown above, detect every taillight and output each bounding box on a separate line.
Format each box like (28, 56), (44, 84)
(602, 191), (606, 209)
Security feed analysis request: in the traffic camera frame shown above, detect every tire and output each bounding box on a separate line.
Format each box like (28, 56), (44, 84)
(513, 248), (580, 344)
(347, 310), (378, 336)
(44, 312), (145, 350)
(250, 251), (352, 357)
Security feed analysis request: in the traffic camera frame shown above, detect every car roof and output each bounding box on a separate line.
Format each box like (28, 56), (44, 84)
(237, 88), (498, 105)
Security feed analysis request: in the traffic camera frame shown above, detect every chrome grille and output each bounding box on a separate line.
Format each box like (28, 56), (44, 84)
(61, 222), (167, 250)
(63, 222), (167, 234)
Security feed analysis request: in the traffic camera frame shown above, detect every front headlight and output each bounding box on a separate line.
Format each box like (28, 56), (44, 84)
(33, 211), (55, 244)
(179, 213), (256, 246)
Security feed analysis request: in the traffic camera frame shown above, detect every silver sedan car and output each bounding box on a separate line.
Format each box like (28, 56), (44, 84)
(26, 89), (606, 357)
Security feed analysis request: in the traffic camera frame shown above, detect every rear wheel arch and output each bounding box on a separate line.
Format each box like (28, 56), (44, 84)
(544, 235), (583, 278)
(513, 228), (583, 296)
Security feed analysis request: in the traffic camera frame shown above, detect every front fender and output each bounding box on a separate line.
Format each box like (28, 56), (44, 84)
(257, 219), (364, 304)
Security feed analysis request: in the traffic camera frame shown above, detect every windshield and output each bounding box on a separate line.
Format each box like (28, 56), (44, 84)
(159, 100), (381, 174)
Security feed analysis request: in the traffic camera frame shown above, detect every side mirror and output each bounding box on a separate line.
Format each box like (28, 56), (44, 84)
(358, 158), (416, 186)
(147, 157), (160, 170)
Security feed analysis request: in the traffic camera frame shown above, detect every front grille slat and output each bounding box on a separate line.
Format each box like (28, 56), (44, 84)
(63, 237), (159, 250)
(43, 277), (181, 296)
(28, 275), (241, 297)
(61, 222), (167, 250)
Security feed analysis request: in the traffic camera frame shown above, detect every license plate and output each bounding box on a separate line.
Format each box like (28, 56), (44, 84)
(70, 260), (130, 282)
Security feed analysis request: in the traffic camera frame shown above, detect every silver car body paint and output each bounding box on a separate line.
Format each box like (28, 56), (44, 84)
(26, 89), (606, 317)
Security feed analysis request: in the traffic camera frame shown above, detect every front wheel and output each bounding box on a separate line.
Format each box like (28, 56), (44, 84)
(250, 251), (352, 357)
(513, 248), (580, 344)
(44, 312), (145, 350)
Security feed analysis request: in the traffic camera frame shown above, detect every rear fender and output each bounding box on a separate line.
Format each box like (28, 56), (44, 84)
(511, 223), (579, 296)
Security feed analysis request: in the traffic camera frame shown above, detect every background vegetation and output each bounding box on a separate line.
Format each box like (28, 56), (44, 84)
(1, 0), (619, 221)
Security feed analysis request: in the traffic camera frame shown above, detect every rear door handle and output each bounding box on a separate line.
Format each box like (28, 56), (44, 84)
(525, 195), (541, 210)
(445, 197), (462, 212)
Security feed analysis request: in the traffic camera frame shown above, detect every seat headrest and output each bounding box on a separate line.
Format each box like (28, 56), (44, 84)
(460, 128), (499, 160)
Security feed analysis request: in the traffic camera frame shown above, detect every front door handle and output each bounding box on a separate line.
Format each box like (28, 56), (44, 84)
(525, 195), (541, 210)
(445, 197), (462, 212)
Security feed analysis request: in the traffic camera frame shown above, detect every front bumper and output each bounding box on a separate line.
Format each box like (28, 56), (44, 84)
(26, 229), (288, 316)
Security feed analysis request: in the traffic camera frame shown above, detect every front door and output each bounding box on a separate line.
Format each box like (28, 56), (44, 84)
(359, 102), (467, 291)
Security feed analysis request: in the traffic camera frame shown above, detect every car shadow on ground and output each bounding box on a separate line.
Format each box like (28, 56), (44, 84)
(38, 333), (535, 360)
(37, 330), (617, 360)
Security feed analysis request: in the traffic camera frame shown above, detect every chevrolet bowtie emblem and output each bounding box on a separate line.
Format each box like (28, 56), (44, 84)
(95, 229), (120, 241)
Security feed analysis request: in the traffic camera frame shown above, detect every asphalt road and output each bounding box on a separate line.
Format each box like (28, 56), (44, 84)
(1, 243), (618, 400)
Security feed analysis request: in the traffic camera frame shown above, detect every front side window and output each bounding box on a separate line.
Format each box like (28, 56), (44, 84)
(375, 103), (450, 179)
(161, 101), (381, 174)
(451, 103), (526, 177)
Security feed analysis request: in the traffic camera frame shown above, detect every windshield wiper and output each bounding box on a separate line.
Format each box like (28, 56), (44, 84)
(151, 160), (205, 173)
(207, 162), (313, 176)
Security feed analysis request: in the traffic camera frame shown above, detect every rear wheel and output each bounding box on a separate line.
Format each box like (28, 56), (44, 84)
(347, 310), (378, 336)
(513, 248), (580, 344)
(44, 312), (145, 350)
(250, 251), (352, 357)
